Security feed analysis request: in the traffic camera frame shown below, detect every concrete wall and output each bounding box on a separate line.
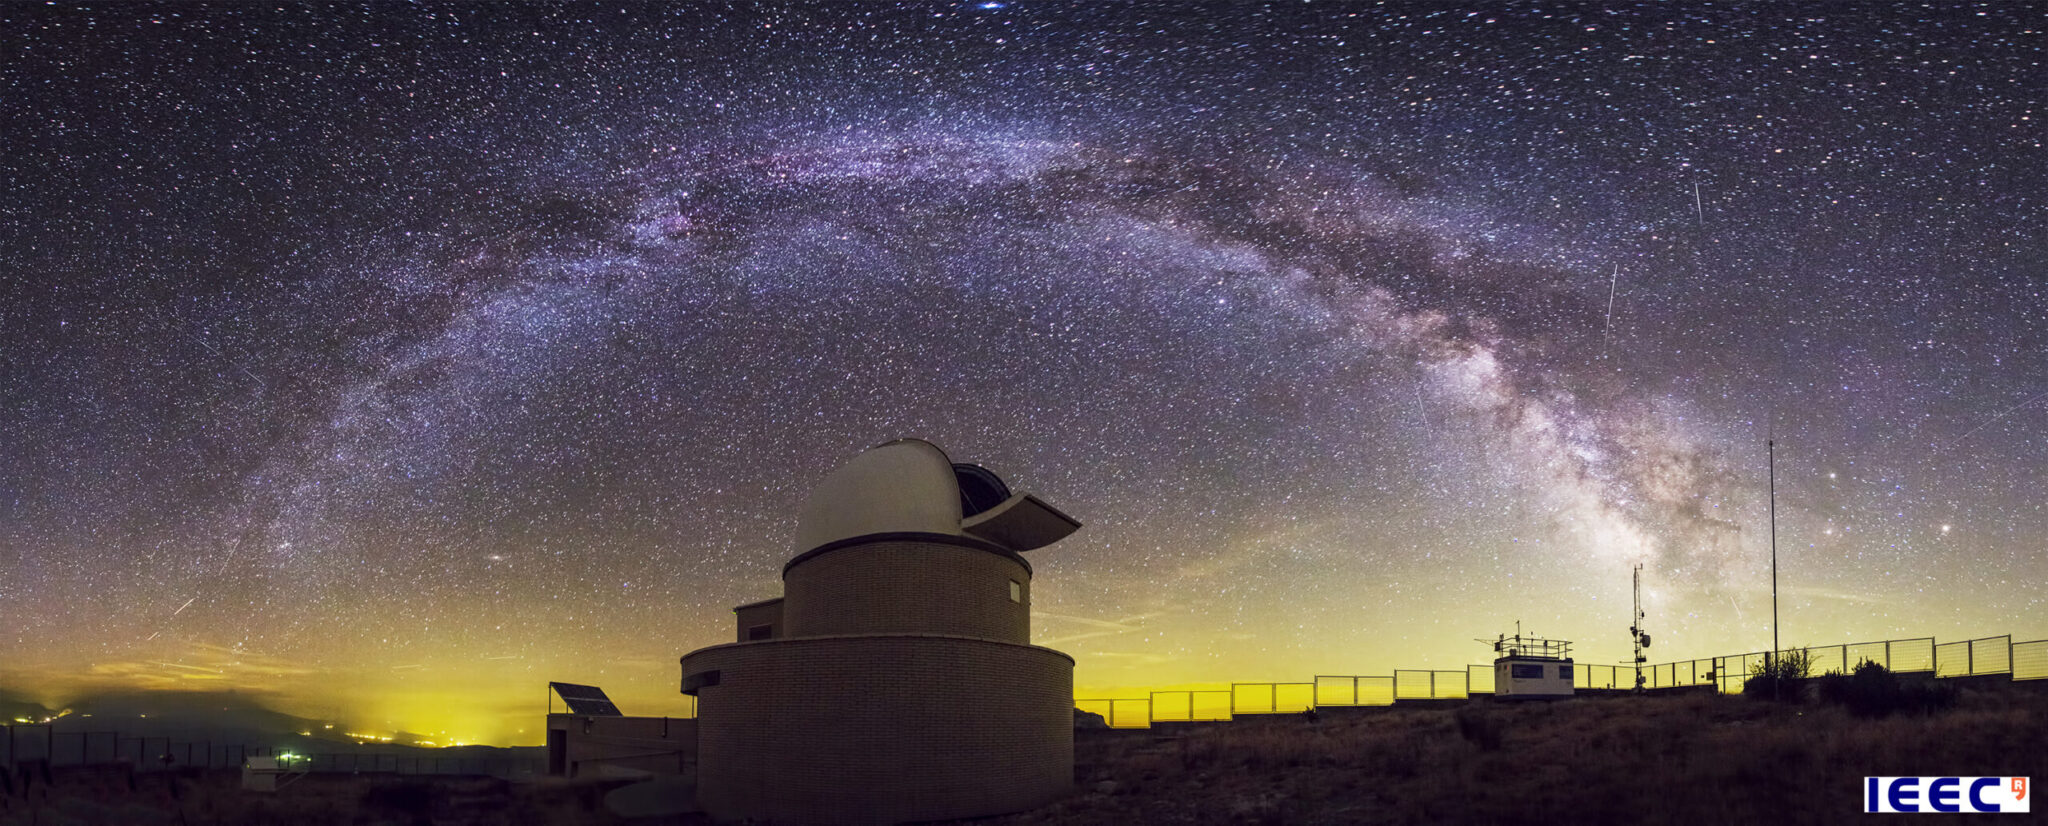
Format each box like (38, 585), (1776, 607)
(680, 634), (1072, 825)
(781, 539), (1030, 644)
(545, 714), (696, 779)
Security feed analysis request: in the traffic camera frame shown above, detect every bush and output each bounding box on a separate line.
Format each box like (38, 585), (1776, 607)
(1816, 660), (1958, 718)
(1742, 648), (1814, 700)
(1454, 705), (1503, 751)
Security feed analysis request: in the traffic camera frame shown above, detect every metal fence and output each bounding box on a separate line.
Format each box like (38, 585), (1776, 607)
(1394, 670), (1467, 700)
(1576, 663), (1627, 690)
(3, 727), (278, 772)
(1934, 635), (2012, 678)
(1075, 698), (1153, 729)
(1148, 690), (1233, 722)
(1, 724), (540, 779)
(1467, 665), (1496, 695)
(2015, 639), (2048, 681)
(1229, 683), (1315, 714)
(1638, 637), (1942, 694)
(1076, 631), (2040, 730)
(1312, 676), (1395, 707)
(292, 752), (541, 776)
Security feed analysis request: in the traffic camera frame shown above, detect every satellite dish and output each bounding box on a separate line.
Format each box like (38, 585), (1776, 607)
(952, 464), (1012, 518)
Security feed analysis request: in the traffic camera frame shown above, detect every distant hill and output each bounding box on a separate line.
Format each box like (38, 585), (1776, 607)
(0, 688), (54, 722)
(0, 686), (463, 752)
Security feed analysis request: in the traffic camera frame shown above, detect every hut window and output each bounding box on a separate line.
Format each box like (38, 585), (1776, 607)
(1510, 664), (1544, 680)
(1558, 664), (1574, 680)
(1008, 580), (1022, 603)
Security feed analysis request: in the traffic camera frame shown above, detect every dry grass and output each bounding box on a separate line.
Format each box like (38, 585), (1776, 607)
(989, 685), (2048, 826)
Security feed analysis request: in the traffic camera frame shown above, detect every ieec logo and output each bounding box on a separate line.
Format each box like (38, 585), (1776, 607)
(1866, 777), (2029, 813)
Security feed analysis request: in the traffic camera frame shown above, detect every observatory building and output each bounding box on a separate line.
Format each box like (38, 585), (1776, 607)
(678, 439), (1081, 824)
(1487, 631), (1577, 700)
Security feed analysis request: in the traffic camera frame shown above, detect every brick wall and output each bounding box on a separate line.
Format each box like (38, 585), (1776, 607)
(781, 539), (1031, 644)
(734, 598), (784, 642)
(545, 714), (696, 778)
(681, 634), (1073, 825)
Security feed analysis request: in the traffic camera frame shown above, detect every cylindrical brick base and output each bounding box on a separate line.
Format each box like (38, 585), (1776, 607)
(781, 538), (1032, 642)
(681, 634), (1073, 825)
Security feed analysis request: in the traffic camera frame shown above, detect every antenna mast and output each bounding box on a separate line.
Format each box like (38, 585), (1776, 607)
(1769, 438), (1781, 700)
(1630, 563), (1648, 692)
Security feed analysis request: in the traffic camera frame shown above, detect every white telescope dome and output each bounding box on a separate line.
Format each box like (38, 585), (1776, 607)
(793, 439), (965, 552)
(792, 439), (1079, 554)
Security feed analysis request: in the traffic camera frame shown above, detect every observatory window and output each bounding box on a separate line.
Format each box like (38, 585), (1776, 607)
(1558, 664), (1574, 680)
(747, 624), (774, 641)
(1510, 664), (1544, 680)
(682, 670), (721, 694)
(1008, 580), (1022, 603)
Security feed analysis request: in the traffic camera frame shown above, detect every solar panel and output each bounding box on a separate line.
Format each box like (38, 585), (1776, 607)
(549, 681), (623, 716)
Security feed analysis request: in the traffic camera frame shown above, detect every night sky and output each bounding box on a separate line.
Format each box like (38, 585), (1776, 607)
(3, 2), (2043, 745)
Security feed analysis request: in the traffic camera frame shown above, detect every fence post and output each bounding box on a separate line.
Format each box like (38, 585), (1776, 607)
(1968, 640), (1974, 676)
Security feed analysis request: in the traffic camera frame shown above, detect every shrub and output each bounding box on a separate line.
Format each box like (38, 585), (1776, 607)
(1742, 648), (1814, 700)
(1817, 660), (1958, 717)
(1454, 705), (1503, 751)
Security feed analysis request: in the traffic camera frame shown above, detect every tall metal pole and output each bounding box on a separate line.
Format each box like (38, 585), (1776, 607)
(1769, 438), (1781, 701)
(1631, 563), (1646, 692)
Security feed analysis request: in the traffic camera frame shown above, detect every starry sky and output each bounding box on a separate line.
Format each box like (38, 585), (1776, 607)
(3, 2), (2043, 745)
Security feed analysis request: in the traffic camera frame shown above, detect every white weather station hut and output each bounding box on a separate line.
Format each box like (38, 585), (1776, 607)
(1485, 627), (1577, 699)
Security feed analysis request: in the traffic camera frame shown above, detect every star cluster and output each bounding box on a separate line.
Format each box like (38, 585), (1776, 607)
(2, 2), (2043, 744)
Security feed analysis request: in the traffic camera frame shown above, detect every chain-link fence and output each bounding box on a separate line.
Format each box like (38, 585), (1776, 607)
(1639, 637), (1941, 694)
(1147, 690), (1233, 722)
(1312, 676), (1395, 707)
(1229, 683), (1315, 714)
(1575, 663), (1627, 689)
(1075, 698), (1153, 729)
(293, 752), (541, 776)
(2014, 639), (2048, 681)
(1467, 665), (1496, 695)
(1074, 632), (2037, 729)
(2, 725), (540, 778)
(1393, 670), (1467, 700)
(3, 728), (278, 772)
(1933, 635), (2011, 677)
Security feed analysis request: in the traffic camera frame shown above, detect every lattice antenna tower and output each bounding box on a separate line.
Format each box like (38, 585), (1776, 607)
(1630, 564), (1651, 691)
